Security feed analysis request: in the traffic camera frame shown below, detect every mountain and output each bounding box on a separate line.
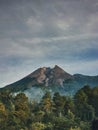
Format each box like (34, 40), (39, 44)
(28, 65), (73, 86)
(0, 65), (98, 99)
(0, 65), (72, 91)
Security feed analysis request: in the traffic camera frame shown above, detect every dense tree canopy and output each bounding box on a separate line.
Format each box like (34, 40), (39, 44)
(0, 85), (98, 130)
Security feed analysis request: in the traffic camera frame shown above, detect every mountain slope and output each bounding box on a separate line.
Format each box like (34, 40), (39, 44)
(0, 65), (73, 92)
(0, 65), (98, 97)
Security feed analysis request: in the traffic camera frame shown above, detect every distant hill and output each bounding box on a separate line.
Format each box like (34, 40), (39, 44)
(0, 65), (98, 100)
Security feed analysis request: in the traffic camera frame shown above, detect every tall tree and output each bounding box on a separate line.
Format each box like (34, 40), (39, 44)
(53, 92), (66, 117)
(40, 92), (53, 113)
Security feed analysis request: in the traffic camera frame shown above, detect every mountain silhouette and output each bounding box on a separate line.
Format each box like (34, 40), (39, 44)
(0, 65), (98, 97)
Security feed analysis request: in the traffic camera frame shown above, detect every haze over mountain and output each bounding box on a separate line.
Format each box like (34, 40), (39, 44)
(1, 65), (98, 100)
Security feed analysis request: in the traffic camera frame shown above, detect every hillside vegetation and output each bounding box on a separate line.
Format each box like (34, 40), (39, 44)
(0, 85), (98, 130)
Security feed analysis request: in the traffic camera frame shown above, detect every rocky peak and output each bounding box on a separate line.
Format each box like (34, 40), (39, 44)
(52, 65), (73, 79)
(54, 65), (63, 70)
(25, 65), (73, 86)
(53, 65), (65, 74)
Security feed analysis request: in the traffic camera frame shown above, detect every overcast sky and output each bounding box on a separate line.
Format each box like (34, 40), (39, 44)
(0, 0), (98, 87)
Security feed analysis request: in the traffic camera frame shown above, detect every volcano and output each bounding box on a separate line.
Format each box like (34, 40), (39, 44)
(1, 65), (98, 97)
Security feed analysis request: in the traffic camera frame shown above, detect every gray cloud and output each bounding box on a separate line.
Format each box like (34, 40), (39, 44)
(0, 0), (98, 87)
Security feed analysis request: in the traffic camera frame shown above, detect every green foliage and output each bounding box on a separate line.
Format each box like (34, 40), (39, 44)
(64, 97), (75, 115)
(0, 85), (98, 129)
(53, 92), (66, 116)
(40, 92), (53, 112)
(79, 121), (91, 130)
(89, 87), (98, 116)
(31, 122), (46, 130)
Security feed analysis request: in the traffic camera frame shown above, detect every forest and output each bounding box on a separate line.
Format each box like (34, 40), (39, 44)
(0, 85), (98, 130)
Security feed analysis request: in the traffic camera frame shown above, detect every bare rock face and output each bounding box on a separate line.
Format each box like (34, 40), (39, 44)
(27, 65), (73, 87)
(52, 65), (73, 79)
(48, 65), (73, 86)
(29, 67), (47, 84)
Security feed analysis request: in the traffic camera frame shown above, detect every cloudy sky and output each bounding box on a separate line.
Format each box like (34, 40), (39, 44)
(0, 0), (98, 87)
